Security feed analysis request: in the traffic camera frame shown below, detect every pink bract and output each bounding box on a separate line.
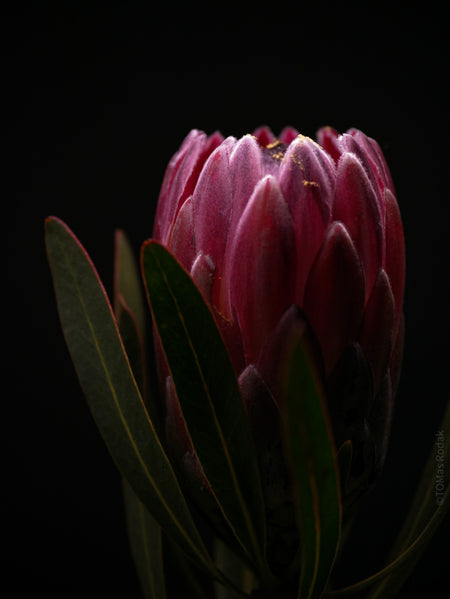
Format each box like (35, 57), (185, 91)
(154, 124), (405, 492)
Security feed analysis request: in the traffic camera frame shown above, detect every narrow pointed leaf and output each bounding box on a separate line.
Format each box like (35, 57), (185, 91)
(114, 230), (166, 599)
(214, 538), (256, 599)
(366, 400), (450, 599)
(326, 400), (450, 598)
(123, 479), (167, 599)
(45, 217), (215, 575)
(141, 241), (268, 580)
(164, 536), (216, 599)
(114, 229), (160, 430)
(282, 336), (342, 599)
(114, 229), (146, 335)
(326, 487), (450, 597)
(115, 297), (147, 398)
(384, 400), (450, 556)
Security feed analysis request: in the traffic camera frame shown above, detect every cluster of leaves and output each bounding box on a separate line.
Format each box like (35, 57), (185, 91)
(45, 217), (449, 599)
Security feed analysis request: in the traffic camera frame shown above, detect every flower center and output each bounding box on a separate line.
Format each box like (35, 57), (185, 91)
(261, 139), (288, 175)
(263, 139), (287, 160)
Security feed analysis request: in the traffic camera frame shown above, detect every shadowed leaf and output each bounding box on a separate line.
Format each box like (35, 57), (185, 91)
(282, 335), (342, 599)
(123, 479), (167, 599)
(326, 401), (450, 598)
(114, 229), (146, 335)
(114, 229), (166, 599)
(45, 217), (215, 577)
(141, 240), (271, 584)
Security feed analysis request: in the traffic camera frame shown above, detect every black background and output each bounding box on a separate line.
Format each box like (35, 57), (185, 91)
(4, 1), (449, 597)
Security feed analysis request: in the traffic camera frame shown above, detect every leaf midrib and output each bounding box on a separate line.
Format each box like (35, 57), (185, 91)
(155, 249), (263, 565)
(52, 227), (212, 571)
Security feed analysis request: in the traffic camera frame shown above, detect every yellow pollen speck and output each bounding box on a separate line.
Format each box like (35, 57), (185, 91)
(297, 133), (322, 148)
(289, 153), (304, 170)
(303, 180), (319, 188)
(266, 139), (282, 149)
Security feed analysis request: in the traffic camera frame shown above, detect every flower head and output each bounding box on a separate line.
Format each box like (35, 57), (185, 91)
(154, 125), (405, 511)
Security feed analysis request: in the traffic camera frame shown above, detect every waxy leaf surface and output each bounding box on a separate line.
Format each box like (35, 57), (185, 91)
(45, 217), (214, 576)
(114, 229), (166, 599)
(282, 336), (342, 599)
(123, 480), (167, 599)
(141, 241), (268, 580)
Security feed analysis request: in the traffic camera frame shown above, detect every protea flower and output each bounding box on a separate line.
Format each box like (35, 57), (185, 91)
(153, 125), (405, 566)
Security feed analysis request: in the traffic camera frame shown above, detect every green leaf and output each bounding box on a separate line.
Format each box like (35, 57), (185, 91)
(141, 241), (270, 583)
(123, 479), (167, 599)
(366, 400), (450, 599)
(114, 229), (166, 599)
(326, 400), (450, 598)
(164, 536), (215, 599)
(281, 335), (342, 599)
(114, 296), (147, 399)
(113, 229), (160, 430)
(214, 538), (256, 599)
(326, 488), (450, 597)
(384, 400), (450, 556)
(114, 229), (146, 336)
(45, 217), (215, 576)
